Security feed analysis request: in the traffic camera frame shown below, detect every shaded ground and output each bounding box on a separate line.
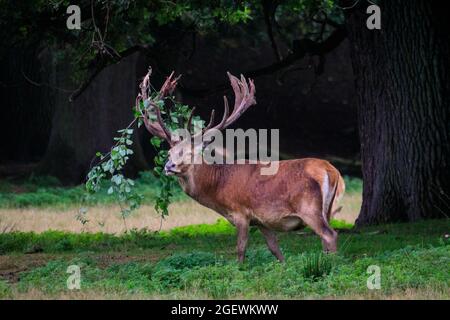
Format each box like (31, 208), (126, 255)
(0, 253), (160, 284)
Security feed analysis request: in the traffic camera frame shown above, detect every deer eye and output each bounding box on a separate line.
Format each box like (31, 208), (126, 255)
(178, 150), (183, 157)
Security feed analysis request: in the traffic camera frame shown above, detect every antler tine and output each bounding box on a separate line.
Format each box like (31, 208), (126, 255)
(222, 72), (256, 128)
(217, 96), (230, 129)
(142, 107), (169, 141)
(191, 107), (219, 140)
(186, 107), (196, 134)
(160, 71), (181, 98)
(140, 68), (152, 100)
(228, 72), (243, 110)
(203, 109), (215, 131)
(152, 102), (173, 144)
(208, 96), (229, 132)
(188, 107), (216, 136)
(197, 72), (255, 139)
(137, 68), (179, 145)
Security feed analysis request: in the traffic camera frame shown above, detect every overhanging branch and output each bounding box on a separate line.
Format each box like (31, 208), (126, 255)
(179, 27), (347, 97)
(69, 45), (151, 101)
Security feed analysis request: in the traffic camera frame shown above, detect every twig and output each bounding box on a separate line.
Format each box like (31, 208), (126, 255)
(88, 117), (138, 170)
(263, 1), (282, 62)
(179, 27), (347, 98)
(21, 69), (73, 92)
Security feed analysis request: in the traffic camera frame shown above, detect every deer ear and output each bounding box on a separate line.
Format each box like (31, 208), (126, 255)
(202, 140), (211, 149)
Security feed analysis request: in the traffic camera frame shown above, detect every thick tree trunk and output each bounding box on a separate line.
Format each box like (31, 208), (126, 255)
(0, 46), (53, 163)
(345, 0), (450, 225)
(38, 52), (150, 184)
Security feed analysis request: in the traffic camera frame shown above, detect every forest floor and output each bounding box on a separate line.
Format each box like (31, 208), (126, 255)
(0, 175), (448, 299)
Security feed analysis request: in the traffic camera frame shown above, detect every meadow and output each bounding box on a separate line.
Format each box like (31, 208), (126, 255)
(0, 174), (448, 299)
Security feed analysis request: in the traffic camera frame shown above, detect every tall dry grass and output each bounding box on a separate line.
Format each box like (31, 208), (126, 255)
(0, 218), (16, 233)
(0, 200), (218, 234)
(0, 193), (361, 234)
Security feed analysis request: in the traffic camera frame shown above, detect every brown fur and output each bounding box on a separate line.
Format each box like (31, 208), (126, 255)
(174, 158), (345, 262)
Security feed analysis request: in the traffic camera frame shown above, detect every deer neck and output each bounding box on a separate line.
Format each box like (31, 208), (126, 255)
(177, 164), (226, 205)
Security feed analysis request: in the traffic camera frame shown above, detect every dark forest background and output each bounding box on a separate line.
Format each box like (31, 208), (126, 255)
(0, 0), (449, 226)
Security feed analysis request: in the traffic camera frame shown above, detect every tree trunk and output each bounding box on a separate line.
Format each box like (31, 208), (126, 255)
(345, 0), (450, 225)
(0, 45), (53, 163)
(38, 52), (150, 184)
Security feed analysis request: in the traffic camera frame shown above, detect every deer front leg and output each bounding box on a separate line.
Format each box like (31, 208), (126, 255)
(235, 218), (250, 263)
(258, 226), (285, 262)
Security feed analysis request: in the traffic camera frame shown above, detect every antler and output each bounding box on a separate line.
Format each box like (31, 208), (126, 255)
(137, 69), (256, 145)
(136, 68), (180, 146)
(219, 72), (256, 129)
(191, 72), (256, 138)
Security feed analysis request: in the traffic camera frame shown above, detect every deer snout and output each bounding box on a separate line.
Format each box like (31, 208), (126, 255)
(164, 160), (177, 175)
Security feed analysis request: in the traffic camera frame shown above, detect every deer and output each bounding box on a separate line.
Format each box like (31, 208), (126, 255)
(136, 69), (345, 263)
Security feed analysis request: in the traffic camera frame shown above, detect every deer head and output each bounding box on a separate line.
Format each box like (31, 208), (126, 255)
(137, 69), (256, 176)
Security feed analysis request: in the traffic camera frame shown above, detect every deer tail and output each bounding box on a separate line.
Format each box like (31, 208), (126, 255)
(322, 172), (341, 224)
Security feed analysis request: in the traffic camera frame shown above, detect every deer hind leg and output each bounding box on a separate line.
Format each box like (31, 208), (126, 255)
(299, 173), (339, 253)
(301, 213), (338, 253)
(258, 226), (285, 262)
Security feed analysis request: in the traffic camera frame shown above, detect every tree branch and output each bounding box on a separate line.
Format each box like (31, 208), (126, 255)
(179, 27), (347, 97)
(263, 0), (282, 62)
(69, 45), (151, 101)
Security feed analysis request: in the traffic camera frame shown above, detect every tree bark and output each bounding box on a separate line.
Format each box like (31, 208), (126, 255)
(0, 45), (53, 163)
(37, 52), (150, 184)
(345, 0), (450, 225)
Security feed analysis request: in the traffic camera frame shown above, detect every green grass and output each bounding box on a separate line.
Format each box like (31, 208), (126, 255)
(342, 175), (363, 193)
(0, 218), (352, 255)
(0, 172), (186, 209)
(0, 219), (448, 299)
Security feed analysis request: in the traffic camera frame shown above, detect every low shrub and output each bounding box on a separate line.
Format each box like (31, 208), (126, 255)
(301, 252), (333, 280)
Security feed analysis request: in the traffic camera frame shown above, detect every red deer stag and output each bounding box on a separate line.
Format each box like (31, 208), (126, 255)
(136, 69), (345, 262)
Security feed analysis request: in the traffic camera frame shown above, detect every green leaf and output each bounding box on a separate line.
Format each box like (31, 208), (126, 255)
(170, 115), (179, 123)
(150, 136), (162, 148)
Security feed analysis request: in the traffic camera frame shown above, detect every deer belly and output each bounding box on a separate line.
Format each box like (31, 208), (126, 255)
(269, 216), (305, 232)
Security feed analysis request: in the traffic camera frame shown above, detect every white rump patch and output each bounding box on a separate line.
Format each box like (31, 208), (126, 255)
(321, 173), (333, 223)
